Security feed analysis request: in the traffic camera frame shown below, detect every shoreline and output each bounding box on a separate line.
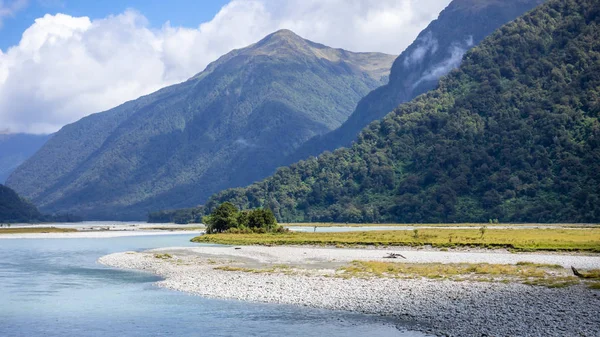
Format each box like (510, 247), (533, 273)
(99, 245), (600, 336)
(0, 230), (203, 239)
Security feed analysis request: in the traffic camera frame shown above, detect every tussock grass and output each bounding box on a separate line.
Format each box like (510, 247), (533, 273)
(153, 253), (173, 259)
(337, 261), (579, 288)
(282, 223), (599, 228)
(146, 226), (205, 231)
(192, 228), (600, 252)
(0, 227), (78, 234)
(516, 261), (563, 269)
(214, 264), (293, 274)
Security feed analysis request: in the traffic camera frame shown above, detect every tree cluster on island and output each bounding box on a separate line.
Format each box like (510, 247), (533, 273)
(203, 202), (285, 234)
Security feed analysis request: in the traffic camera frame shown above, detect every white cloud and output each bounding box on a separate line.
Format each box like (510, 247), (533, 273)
(0, 0), (451, 134)
(413, 35), (474, 87)
(403, 31), (438, 68)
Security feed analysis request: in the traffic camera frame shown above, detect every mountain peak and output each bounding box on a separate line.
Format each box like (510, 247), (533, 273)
(252, 28), (309, 52)
(268, 29), (302, 40)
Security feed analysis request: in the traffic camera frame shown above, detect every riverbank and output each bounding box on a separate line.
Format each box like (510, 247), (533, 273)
(0, 223), (204, 239)
(99, 245), (600, 336)
(192, 227), (600, 252)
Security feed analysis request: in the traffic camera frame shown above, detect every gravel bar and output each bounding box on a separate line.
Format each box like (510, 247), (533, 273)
(99, 246), (600, 336)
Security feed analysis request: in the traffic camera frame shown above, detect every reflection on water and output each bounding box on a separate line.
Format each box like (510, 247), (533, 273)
(0, 234), (427, 337)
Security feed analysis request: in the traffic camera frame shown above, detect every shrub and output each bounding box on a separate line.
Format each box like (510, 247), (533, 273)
(204, 203), (279, 234)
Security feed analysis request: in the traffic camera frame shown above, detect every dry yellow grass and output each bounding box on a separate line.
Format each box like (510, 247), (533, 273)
(283, 222), (598, 228)
(0, 227), (78, 234)
(337, 261), (580, 288)
(193, 227), (600, 252)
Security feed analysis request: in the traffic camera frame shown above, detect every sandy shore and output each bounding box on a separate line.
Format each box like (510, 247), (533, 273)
(99, 245), (600, 336)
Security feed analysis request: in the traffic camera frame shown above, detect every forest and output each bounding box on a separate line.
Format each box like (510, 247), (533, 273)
(200, 0), (600, 223)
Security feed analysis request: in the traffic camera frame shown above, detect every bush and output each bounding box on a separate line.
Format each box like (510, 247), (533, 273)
(204, 203), (280, 234)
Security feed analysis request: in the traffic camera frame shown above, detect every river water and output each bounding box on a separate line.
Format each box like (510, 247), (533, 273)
(0, 234), (426, 337)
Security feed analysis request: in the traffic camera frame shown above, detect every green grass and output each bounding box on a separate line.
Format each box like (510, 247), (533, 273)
(207, 259), (592, 289)
(192, 228), (600, 252)
(283, 222), (599, 228)
(0, 227), (78, 234)
(153, 253), (173, 259)
(515, 261), (563, 269)
(146, 226), (205, 231)
(337, 261), (580, 288)
(214, 264), (294, 274)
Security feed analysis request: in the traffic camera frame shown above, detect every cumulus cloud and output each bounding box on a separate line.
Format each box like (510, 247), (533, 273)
(0, 0), (451, 134)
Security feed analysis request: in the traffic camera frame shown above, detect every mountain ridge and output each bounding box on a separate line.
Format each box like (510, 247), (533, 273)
(202, 0), (600, 223)
(284, 0), (545, 165)
(6, 30), (396, 220)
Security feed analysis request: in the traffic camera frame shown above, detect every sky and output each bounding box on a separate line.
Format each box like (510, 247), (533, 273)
(0, 0), (452, 134)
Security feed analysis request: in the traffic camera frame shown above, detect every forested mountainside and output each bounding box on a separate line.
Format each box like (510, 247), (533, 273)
(6, 30), (395, 220)
(0, 184), (43, 223)
(0, 133), (51, 183)
(286, 0), (545, 165)
(203, 0), (600, 223)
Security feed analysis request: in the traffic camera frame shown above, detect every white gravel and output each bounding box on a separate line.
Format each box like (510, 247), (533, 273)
(99, 246), (600, 336)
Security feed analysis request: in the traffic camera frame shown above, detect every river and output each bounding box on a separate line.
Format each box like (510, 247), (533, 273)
(0, 233), (426, 337)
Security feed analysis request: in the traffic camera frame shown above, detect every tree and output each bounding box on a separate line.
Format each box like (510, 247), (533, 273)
(247, 209), (277, 231)
(204, 202), (239, 233)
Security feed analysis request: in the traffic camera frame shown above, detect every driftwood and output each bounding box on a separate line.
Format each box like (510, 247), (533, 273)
(384, 253), (406, 259)
(571, 266), (587, 278)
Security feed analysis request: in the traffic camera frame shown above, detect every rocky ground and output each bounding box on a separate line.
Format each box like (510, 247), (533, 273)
(99, 245), (600, 337)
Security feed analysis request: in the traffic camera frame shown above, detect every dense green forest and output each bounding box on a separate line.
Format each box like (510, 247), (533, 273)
(0, 133), (51, 183)
(0, 184), (82, 223)
(148, 207), (205, 224)
(7, 30), (395, 220)
(202, 0), (600, 223)
(0, 184), (43, 223)
(285, 0), (544, 166)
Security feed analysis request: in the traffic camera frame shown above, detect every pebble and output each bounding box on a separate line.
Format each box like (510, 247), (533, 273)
(98, 246), (600, 337)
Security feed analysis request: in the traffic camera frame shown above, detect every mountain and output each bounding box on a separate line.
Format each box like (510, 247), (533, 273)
(202, 0), (600, 223)
(6, 30), (396, 220)
(0, 133), (51, 183)
(285, 0), (545, 164)
(0, 184), (43, 223)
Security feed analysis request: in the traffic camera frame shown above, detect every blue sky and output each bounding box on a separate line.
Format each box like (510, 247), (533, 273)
(1, 0), (229, 50)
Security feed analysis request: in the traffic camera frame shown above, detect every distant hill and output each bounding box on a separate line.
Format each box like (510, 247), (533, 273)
(203, 0), (600, 223)
(286, 0), (545, 164)
(0, 184), (43, 223)
(0, 133), (51, 183)
(6, 30), (395, 220)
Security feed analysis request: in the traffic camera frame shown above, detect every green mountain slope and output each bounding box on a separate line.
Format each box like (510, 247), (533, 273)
(204, 0), (600, 223)
(0, 133), (51, 183)
(0, 184), (43, 223)
(6, 30), (395, 220)
(286, 0), (545, 165)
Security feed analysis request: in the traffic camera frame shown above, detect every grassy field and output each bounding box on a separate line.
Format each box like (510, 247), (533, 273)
(146, 226), (205, 231)
(192, 228), (600, 252)
(283, 222), (599, 228)
(0, 227), (78, 234)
